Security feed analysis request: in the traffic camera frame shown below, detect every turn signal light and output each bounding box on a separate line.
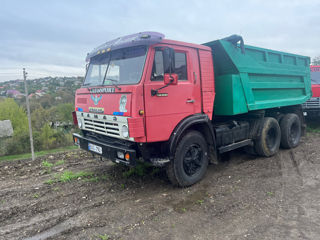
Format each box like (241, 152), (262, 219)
(125, 153), (130, 161)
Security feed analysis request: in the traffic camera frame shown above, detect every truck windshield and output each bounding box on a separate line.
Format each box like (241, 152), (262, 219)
(83, 46), (147, 86)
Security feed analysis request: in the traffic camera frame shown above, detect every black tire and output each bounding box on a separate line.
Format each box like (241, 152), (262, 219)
(166, 131), (208, 187)
(280, 113), (301, 149)
(254, 117), (281, 157)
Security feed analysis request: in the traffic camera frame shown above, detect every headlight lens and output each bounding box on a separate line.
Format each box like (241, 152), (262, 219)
(78, 119), (82, 128)
(121, 125), (129, 138)
(117, 151), (124, 159)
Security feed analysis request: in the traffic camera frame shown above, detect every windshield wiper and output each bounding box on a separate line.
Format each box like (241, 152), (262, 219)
(105, 78), (121, 90)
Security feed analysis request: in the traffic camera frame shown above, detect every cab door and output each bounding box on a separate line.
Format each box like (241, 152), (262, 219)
(144, 45), (201, 142)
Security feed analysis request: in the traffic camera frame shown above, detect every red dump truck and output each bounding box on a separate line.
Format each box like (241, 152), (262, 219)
(303, 65), (320, 117)
(73, 32), (311, 186)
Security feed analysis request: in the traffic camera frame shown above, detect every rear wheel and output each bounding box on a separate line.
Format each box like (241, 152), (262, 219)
(280, 113), (301, 149)
(166, 131), (208, 187)
(254, 117), (281, 157)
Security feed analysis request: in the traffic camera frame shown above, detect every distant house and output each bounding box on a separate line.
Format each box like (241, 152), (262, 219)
(28, 93), (35, 99)
(35, 90), (45, 98)
(6, 89), (24, 98)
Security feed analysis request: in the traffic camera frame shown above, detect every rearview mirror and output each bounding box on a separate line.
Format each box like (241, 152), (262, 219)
(163, 47), (175, 74)
(164, 73), (178, 85)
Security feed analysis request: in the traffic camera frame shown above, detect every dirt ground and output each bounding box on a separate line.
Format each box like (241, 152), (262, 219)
(1, 132), (320, 240)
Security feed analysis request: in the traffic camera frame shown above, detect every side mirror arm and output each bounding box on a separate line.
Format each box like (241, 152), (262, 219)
(151, 78), (174, 96)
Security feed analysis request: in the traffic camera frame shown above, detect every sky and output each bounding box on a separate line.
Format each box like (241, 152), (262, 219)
(0, 0), (319, 82)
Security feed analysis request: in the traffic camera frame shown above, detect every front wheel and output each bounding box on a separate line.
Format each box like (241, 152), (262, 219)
(166, 131), (208, 187)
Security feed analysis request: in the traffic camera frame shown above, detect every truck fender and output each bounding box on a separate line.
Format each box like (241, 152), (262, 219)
(168, 114), (217, 161)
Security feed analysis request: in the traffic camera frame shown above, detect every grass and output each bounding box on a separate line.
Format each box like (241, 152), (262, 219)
(0, 146), (77, 162)
(41, 159), (65, 174)
(96, 234), (109, 240)
(83, 175), (109, 182)
(59, 170), (93, 182)
(55, 160), (65, 166)
(306, 120), (320, 133)
(122, 162), (154, 178)
(45, 170), (94, 184)
(33, 193), (39, 199)
(45, 179), (55, 185)
(46, 171), (109, 185)
(196, 199), (204, 205)
(307, 126), (320, 133)
(42, 160), (54, 168)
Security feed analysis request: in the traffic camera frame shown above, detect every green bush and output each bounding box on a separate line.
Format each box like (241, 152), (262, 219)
(39, 124), (56, 150)
(4, 132), (31, 155)
(0, 98), (28, 134)
(0, 98), (75, 156)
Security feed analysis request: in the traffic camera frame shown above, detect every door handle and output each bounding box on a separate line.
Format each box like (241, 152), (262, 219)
(186, 99), (195, 103)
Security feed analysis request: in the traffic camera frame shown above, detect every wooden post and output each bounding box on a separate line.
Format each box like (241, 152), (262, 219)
(23, 68), (35, 161)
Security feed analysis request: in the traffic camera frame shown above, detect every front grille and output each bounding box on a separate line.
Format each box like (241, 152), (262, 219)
(303, 97), (320, 109)
(83, 118), (120, 136)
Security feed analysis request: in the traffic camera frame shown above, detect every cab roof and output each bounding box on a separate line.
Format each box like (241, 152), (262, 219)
(86, 32), (211, 61)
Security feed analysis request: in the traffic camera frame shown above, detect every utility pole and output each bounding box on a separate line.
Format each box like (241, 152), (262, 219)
(23, 68), (35, 161)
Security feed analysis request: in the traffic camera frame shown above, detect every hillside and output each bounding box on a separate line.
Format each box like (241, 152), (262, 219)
(0, 76), (83, 157)
(0, 76), (83, 100)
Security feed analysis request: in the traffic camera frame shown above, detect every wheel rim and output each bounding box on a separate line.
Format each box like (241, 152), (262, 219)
(266, 127), (277, 150)
(183, 144), (203, 176)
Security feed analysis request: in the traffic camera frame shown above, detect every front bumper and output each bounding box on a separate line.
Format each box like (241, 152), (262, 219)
(73, 133), (136, 166)
(303, 109), (320, 118)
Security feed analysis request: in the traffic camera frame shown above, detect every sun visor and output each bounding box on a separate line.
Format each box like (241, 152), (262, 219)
(86, 32), (165, 62)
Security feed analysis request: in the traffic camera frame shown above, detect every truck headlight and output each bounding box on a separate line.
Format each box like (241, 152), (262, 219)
(78, 119), (82, 128)
(121, 125), (129, 138)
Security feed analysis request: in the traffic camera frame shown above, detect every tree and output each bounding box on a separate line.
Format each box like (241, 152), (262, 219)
(48, 103), (74, 123)
(0, 98), (28, 135)
(56, 103), (74, 123)
(39, 94), (54, 109)
(312, 56), (320, 65)
(31, 107), (50, 131)
(40, 124), (56, 149)
(0, 99), (30, 156)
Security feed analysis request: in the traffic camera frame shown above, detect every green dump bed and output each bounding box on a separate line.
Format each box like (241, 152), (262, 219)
(204, 36), (311, 116)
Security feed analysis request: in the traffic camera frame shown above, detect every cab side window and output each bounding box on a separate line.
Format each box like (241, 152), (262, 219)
(151, 50), (164, 81)
(151, 49), (188, 81)
(175, 52), (187, 80)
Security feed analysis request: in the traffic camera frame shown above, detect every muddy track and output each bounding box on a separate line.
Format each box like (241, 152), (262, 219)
(1, 133), (320, 240)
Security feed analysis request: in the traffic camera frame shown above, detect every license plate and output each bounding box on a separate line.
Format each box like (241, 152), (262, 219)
(88, 143), (102, 154)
